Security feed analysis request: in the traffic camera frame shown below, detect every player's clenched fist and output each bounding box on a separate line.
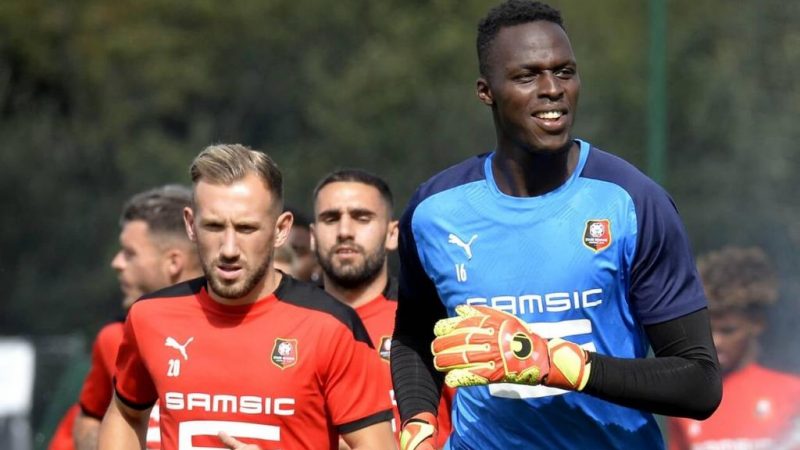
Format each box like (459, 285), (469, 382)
(432, 305), (591, 391)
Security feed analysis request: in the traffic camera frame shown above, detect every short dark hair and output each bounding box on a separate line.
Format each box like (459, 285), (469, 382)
(120, 184), (192, 239)
(312, 169), (394, 213)
(477, 0), (564, 77)
(284, 205), (311, 229)
(698, 246), (779, 314)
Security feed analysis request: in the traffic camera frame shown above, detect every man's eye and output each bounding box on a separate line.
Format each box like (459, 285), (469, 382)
(556, 68), (575, 79)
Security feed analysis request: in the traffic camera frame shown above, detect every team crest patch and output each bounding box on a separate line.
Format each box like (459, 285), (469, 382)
(378, 336), (392, 361)
(583, 219), (612, 252)
(271, 338), (298, 369)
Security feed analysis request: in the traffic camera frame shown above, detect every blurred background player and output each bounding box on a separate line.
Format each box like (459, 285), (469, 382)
(668, 246), (800, 449)
(311, 169), (453, 449)
(99, 144), (394, 450)
(284, 205), (321, 283)
(68, 185), (201, 450)
(272, 239), (298, 277)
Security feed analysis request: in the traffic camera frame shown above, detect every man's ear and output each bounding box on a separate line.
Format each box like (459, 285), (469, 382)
(183, 207), (196, 242)
(164, 248), (184, 280)
(385, 220), (399, 252)
(309, 223), (317, 253)
(274, 210), (293, 248)
(477, 77), (494, 106)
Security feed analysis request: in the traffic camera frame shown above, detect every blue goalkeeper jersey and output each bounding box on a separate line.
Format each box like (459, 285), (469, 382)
(399, 140), (707, 450)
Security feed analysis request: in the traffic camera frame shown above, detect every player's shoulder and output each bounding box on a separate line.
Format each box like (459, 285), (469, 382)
(275, 276), (373, 346)
(747, 363), (800, 386)
(580, 142), (668, 200)
(129, 276), (205, 316)
(408, 153), (489, 209)
(95, 320), (125, 347)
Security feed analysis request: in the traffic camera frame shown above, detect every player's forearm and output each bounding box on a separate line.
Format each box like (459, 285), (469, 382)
(390, 334), (443, 422)
(341, 421), (397, 450)
(73, 413), (101, 450)
(582, 308), (722, 419)
(98, 399), (149, 450)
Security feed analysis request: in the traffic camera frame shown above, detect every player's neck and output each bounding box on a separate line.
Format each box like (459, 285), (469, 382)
(493, 140), (579, 197)
(323, 265), (388, 309)
(173, 268), (203, 285)
(208, 268), (283, 306)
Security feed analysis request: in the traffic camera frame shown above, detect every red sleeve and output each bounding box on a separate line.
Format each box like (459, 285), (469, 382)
(322, 322), (393, 433)
(78, 323), (123, 418)
(47, 404), (78, 450)
(114, 307), (158, 409)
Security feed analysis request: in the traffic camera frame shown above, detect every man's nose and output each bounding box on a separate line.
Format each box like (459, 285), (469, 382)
(220, 228), (240, 259)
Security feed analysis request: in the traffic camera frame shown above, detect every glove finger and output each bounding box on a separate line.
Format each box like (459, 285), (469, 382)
(434, 347), (495, 370)
(433, 315), (487, 337)
(431, 328), (493, 353)
(454, 304), (487, 318)
(444, 368), (492, 387)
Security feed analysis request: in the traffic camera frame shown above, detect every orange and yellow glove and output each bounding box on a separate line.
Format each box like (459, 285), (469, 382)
(432, 305), (591, 391)
(399, 412), (437, 450)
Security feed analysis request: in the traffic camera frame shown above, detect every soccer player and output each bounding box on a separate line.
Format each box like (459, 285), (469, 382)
(668, 246), (800, 449)
(98, 144), (394, 450)
(390, 1), (722, 449)
(72, 184), (202, 450)
(310, 169), (453, 449)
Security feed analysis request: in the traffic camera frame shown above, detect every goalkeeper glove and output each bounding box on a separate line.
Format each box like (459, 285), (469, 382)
(399, 412), (437, 450)
(432, 305), (591, 391)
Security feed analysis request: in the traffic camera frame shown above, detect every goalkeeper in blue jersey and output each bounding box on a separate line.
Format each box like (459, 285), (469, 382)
(390, 1), (722, 449)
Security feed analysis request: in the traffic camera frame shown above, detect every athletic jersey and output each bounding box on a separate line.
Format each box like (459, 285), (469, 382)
(79, 320), (161, 448)
(47, 404), (78, 450)
(668, 363), (800, 450)
(399, 140), (707, 449)
(79, 321), (124, 419)
(115, 275), (392, 450)
(354, 283), (453, 448)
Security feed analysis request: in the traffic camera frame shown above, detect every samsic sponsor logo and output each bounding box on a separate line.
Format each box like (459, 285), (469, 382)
(164, 392), (295, 416)
(466, 288), (603, 315)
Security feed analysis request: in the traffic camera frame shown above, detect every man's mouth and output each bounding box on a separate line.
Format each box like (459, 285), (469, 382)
(534, 110), (564, 120)
(216, 264), (243, 280)
(532, 109), (568, 133)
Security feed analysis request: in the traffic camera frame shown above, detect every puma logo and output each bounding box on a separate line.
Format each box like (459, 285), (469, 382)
(448, 233), (478, 260)
(164, 337), (194, 360)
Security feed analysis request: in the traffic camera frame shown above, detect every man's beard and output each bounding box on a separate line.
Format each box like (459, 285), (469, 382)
(203, 254), (271, 300)
(317, 242), (385, 290)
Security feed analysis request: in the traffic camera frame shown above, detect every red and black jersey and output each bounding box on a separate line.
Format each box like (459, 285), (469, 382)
(47, 404), (78, 450)
(355, 281), (453, 448)
(79, 321), (124, 419)
(115, 276), (392, 450)
(668, 363), (800, 450)
(78, 318), (161, 449)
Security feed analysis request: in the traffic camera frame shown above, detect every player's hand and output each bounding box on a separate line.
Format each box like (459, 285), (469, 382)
(218, 431), (264, 450)
(432, 305), (591, 391)
(399, 412), (437, 450)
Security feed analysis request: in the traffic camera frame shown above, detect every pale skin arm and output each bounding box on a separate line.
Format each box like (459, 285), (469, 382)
(218, 422), (396, 450)
(73, 411), (101, 450)
(342, 421), (397, 450)
(97, 395), (151, 450)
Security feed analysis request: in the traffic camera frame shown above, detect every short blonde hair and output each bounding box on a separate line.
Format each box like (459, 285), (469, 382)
(189, 144), (283, 209)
